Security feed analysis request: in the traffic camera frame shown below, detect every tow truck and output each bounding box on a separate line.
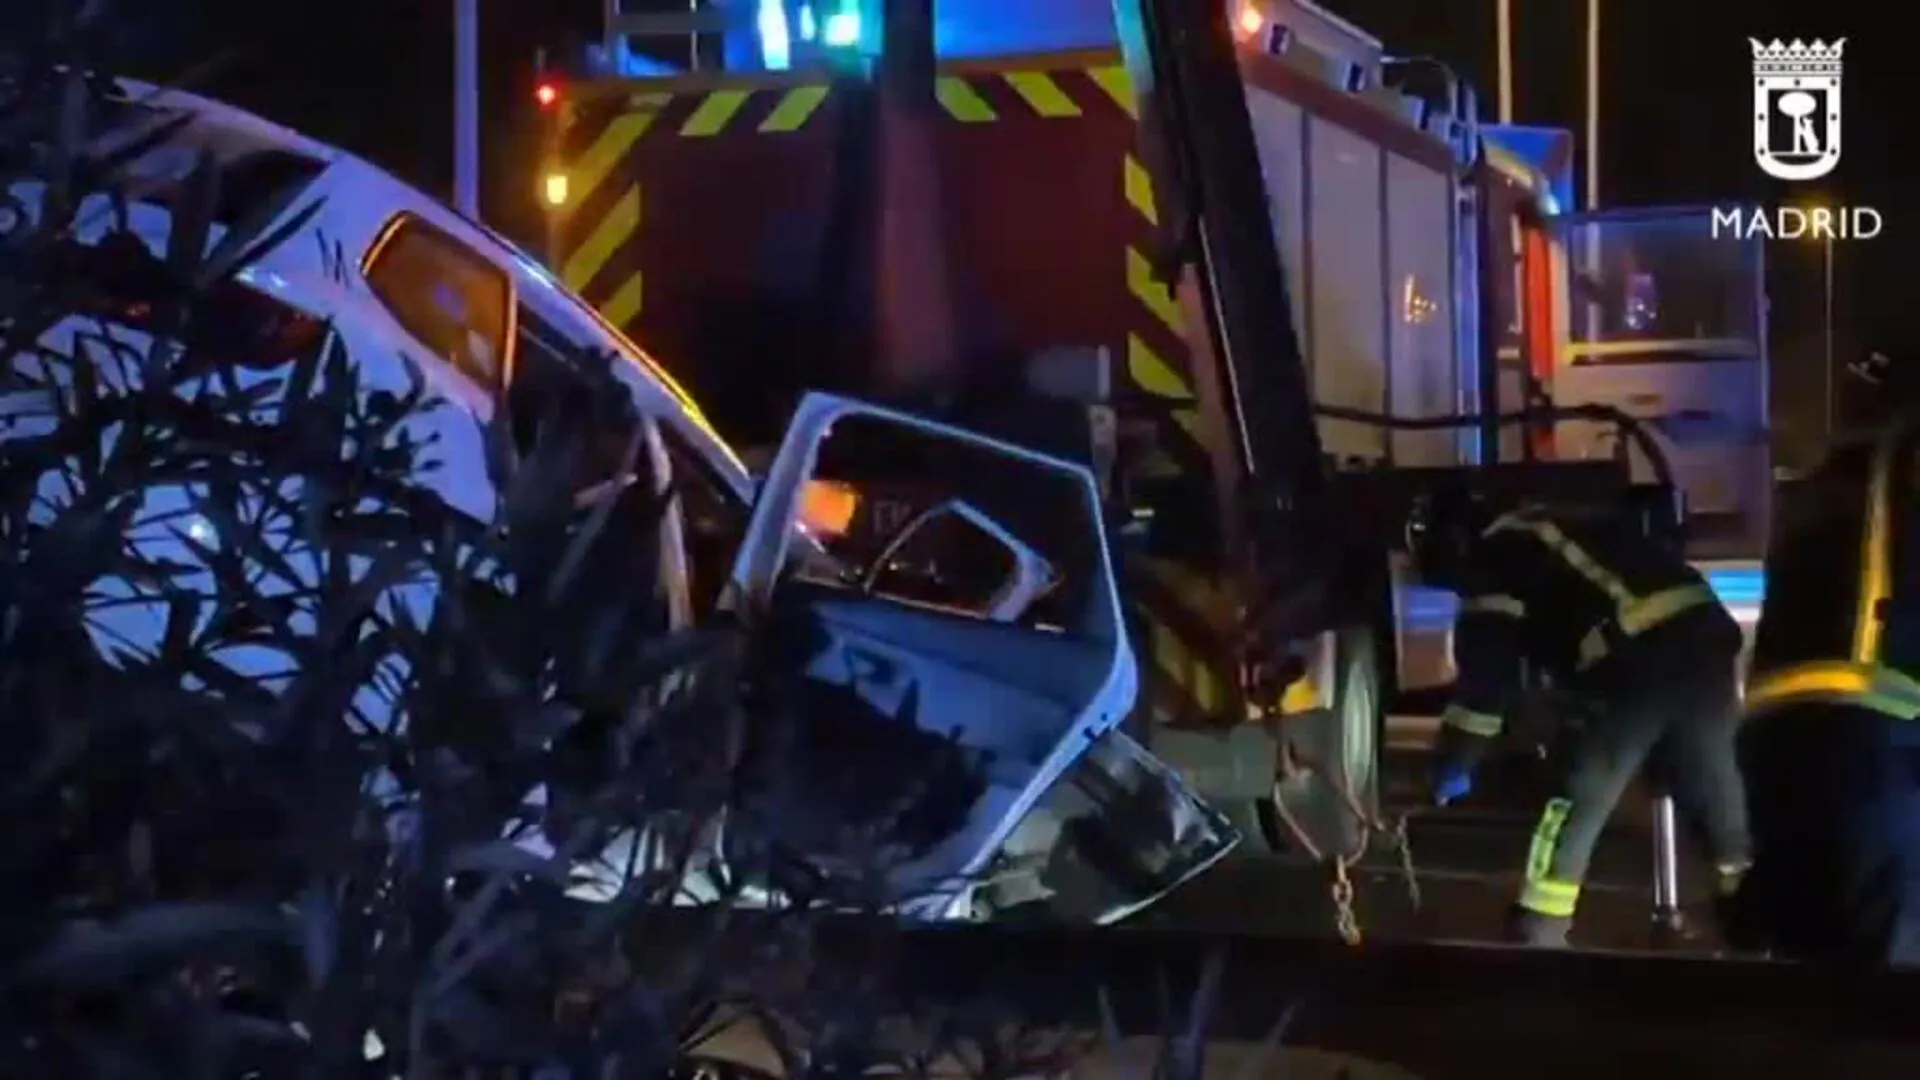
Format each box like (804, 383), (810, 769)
(531, 0), (1769, 926)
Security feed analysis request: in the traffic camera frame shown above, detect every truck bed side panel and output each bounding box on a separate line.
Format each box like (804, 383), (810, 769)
(929, 64), (1139, 388)
(1384, 152), (1459, 467)
(1239, 53), (1464, 470)
(1303, 115), (1388, 463)
(558, 81), (852, 446)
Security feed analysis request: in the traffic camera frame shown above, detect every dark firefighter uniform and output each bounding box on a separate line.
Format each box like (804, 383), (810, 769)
(1411, 492), (1752, 945)
(1738, 417), (1920, 963)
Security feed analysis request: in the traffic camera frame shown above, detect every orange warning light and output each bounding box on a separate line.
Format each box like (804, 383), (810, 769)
(1235, 5), (1265, 37)
(799, 479), (860, 538)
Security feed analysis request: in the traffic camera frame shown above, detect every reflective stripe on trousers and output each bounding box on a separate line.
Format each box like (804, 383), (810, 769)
(1520, 797), (1580, 917)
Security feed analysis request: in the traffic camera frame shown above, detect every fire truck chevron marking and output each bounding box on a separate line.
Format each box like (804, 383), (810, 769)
(1125, 246), (1184, 333)
(935, 76), (995, 122)
(1128, 333), (1199, 440)
(563, 184), (639, 292)
(600, 271), (644, 328)
(1143, 559), (1242, 628)
(568, 99), (668, 213)
(932, 68), (1132, 123)
(758, 85), (829, 132)
(1117, 142), (1248, 724)
(1124, 154), (1157, 225)
(1148, 617), (1224, 715)
(1090, 65), (1136, 115)
(680, 89), (750, 136)
(1003, 71), (1081, 116)
(1137, 561), (1275, 723)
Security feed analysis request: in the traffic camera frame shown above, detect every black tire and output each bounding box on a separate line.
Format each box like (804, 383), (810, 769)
(1257, 624), (1383, 859)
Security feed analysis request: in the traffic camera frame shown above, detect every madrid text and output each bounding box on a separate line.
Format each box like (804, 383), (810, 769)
(1711, 205), (1882, 241)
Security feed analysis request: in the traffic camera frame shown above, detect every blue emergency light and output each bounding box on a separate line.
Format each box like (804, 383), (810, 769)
(755, 0), (862, 70)
(821, 10), (861, 46)
(749, 0), (1115, 66)
(757, 0), (793, 69)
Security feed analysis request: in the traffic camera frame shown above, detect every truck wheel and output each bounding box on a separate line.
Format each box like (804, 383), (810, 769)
(1258, 625), (1382, 860)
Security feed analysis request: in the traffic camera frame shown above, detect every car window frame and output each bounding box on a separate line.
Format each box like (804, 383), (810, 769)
(360, 211), (519, 394)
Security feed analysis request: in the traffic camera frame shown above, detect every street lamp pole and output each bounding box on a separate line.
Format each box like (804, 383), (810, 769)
(1495, 0), (1513, 122)
(1578, 0), (1602, 351)
(1823, 233), (1836, 437)
(455, 0), (480, 217)
(1584, 0), (1599, 210)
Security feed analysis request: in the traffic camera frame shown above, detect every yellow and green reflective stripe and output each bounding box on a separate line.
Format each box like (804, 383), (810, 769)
(1519, 877), (1581, 917)
(1489, 511), (1715, 670)
(1576, 583), (1716, 669)
(1441, 705), (1503, 737)
(1712, 859), (1751, 897)
(1490, 513), (1635, 606)
(1618, 583), (1714, 635)
(1851, 419), (1903, 664)
(1523, 797), (1573, 884)
(1745, 659), (1920, 721)
(1461, 593), (1525, 618)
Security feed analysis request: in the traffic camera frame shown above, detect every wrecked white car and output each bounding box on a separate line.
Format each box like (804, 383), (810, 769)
(3, 81), (1237, 923)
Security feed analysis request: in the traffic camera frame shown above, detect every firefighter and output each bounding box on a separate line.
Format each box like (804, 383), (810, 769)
(1736, 418), (1920, 964)
(1406, 485), (1752, 946)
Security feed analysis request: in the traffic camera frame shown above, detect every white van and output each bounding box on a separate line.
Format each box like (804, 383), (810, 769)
(2, 81), (1238, 923)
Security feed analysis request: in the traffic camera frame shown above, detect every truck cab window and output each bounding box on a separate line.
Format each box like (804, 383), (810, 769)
(363, 216), (509, 388)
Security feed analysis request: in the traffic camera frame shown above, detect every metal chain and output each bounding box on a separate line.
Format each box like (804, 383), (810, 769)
(1388, 813), (1422, 912)
(1329, 856), (1361, 946)
(1276, 742), (1427, 928)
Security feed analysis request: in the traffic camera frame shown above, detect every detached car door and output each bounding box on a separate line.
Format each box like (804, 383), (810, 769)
(726, 393), (1239, 923)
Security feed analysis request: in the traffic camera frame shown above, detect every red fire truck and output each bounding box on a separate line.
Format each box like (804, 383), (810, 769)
(530, 0), (1767, 904)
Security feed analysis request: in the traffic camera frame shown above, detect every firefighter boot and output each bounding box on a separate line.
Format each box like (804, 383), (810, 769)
(1504, 905), (1572, 948)
(1711, 859), (1764, 955)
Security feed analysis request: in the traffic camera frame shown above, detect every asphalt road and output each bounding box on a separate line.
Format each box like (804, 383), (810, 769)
(687, 742), (1910, 1078)
(1142, 746), (1723, 953)
(683, 783), (1920, 1080)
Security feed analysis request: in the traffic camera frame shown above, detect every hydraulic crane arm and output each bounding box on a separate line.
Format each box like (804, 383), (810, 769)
(1109, 0), (1338, 641)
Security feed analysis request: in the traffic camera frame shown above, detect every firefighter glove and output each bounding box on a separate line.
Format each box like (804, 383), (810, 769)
(1429, 724), (1494, 808)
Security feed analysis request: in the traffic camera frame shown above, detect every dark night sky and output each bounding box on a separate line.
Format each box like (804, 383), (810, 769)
(1328, 0), (1917, 440)
(114, 0), (1919, 404)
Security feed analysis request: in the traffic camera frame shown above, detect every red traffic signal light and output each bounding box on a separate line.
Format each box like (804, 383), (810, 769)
(534, 81), (560, 108)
